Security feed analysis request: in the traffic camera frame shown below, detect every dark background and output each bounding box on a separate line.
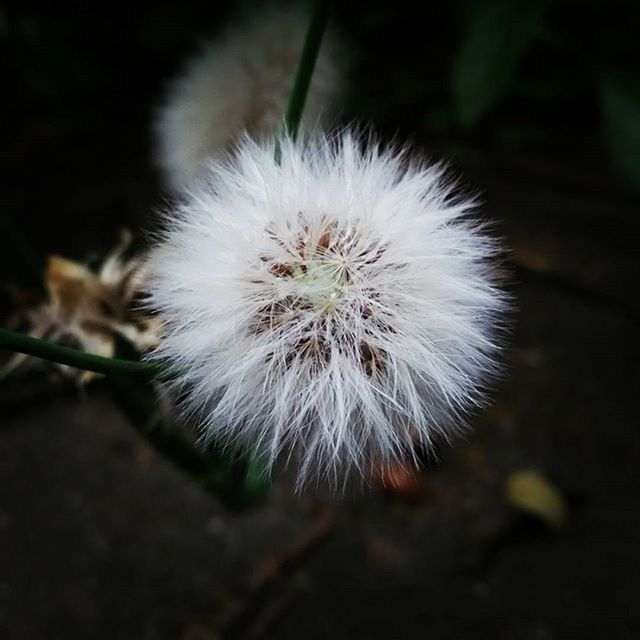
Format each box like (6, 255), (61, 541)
(1, 1), (639, 638)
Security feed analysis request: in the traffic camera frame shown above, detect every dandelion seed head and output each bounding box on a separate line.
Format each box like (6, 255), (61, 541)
(154, 6), (344, 192)
(147, 132), (507, 487)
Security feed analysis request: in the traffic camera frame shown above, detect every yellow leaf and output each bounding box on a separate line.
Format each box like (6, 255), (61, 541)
(505, 470), (567, 529)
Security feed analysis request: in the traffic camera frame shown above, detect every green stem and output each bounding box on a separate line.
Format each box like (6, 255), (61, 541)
(0, 328), (164, 378)
(108, 374), (270, 507)
(274, 0), (330, 163)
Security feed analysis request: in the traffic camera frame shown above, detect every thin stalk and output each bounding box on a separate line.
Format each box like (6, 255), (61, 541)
(108, 374), (270, 507)
(0, 328), (164, 378)
(274, 0), (330, 163)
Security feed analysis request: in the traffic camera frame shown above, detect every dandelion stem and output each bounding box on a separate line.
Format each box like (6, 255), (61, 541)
(0, 327), (165, 378)
(274, 0), (330, 163)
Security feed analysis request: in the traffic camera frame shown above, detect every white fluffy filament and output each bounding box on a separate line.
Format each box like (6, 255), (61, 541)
(154, 7), (343, 192)
(147, 132), (507, 487)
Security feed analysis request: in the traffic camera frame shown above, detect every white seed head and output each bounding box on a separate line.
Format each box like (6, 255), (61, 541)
(147, 132), (507, 487)
(154, 6), (344, 192)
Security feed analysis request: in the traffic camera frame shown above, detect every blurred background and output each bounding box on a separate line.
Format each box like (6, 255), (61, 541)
(1, 1), (639, 638)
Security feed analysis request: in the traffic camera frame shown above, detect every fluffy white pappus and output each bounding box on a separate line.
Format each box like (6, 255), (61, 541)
(147, 132), (507, 488)
(154, 6), (344, 192)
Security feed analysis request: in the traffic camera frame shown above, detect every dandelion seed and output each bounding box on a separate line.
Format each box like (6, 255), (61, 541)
(147, 132), (507, 487)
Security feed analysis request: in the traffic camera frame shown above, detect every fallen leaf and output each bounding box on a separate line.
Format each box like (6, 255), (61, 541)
(505, 469), (567, 529)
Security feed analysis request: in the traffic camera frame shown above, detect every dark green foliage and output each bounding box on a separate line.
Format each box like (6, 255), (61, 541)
(451, 0), (546, 127)
(600, 73), (640, 190)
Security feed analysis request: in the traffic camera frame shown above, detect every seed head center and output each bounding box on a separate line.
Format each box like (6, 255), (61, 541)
(291, 259), (348, 311)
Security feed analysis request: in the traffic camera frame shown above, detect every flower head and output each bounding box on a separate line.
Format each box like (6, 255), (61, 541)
(147, 132), (507, 486)
(3, 231), (159, 383)
(154, 7), (343, 192)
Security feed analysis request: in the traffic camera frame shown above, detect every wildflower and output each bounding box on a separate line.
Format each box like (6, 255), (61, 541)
(154, 7), (343, 192)
(147, 133), (507, 486)
(2, 231), (159, 383)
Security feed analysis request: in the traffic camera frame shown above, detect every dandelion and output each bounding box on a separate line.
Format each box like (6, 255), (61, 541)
(154, 6), (343, 192)
(147, 131), (507, 487)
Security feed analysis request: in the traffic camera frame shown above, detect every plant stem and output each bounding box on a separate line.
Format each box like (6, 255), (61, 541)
(0, 328), (164, 378)
(274, 0), (330, 163)
(108, 374), (270, 507)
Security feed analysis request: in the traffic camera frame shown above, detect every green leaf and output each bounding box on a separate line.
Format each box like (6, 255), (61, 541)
(451, 0), (545, 128)
(600, 73), (640, 190)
